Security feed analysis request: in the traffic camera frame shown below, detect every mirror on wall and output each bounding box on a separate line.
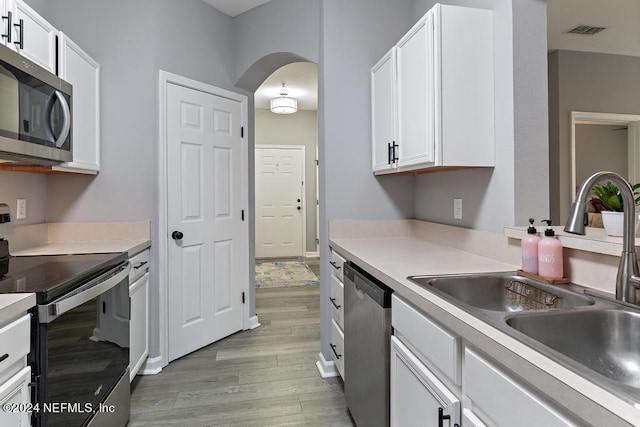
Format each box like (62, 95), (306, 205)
(547, 0), (640, 225)
(571, 111), (640, 196)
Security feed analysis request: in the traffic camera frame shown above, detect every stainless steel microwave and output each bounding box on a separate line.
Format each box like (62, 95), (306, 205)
(0, 43), (72, 165)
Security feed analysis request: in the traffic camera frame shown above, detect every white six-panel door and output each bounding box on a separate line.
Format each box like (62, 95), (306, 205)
(255, 146), (305, 258)
(167, 82), (243, 361)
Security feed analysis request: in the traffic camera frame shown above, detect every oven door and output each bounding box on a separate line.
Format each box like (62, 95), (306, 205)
(33, 262), (131, 427)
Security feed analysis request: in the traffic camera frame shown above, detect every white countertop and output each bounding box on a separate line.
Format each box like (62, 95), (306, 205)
(330, 234), (640, 425)
(0, 293), (35, 325)
(12, 240), (151, 257)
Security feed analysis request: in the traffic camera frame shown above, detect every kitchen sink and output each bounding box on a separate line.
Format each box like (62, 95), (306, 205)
(506, 309), (640, 389)
(408, 272), (595, 312)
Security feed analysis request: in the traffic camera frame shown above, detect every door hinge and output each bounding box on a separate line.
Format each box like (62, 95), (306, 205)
(242, 292), (245, 304)
(241, 126), (244, 138)
(241, 209), (245, 221)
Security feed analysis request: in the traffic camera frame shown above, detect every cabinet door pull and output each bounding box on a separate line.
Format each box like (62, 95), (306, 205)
(330, 343), (341, 359)
(134, 261), (148, 270)
(329, 261), (341, 270)
(1, 11), (11, 43)
(329, 297), (341, 309)
(438, 407), (458, 427)
(13, 18), (23, 49)
(388, 142), (392, 164)
(0, 353), (8, 363)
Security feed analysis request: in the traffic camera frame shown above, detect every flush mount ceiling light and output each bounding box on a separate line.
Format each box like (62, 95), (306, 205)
(270, 82), (297, 114)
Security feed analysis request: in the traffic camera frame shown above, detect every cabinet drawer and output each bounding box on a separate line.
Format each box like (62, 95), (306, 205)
(330, 274), (344, 329)
(129, 249), (150, 283)
(329, 249), (346, 282)
(391, 295), (460, 385)
(464, 348), (575, 426)
(0, 315), (30, 380)
(330, 319), (345, 379)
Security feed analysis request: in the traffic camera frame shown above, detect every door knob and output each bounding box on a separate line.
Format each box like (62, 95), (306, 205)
(297, 199), (301, 203)
(172, 231), (184, 240)
(297, 206), (301, 211)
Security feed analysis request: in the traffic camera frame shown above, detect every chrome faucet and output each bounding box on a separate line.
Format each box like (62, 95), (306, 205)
(565, 171), (640, 305)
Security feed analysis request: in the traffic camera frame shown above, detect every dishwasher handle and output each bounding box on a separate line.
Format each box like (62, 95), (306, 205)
(344, 261), (392, 308)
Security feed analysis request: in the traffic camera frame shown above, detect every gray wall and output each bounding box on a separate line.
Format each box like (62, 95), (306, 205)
(37, 0), (239, 361)
(412, 0), (549, 233)
(0, 172), (47, 225)
(255, 109), (318, 254)
(319, 0), (416, 359)
(548, 50), (640, 223)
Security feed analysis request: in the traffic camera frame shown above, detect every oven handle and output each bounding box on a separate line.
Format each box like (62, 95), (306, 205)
(38, 262), (131, 323)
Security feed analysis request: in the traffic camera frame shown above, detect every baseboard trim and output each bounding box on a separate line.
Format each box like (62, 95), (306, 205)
(139, 355), (163, 376)
(305, 251), (319, 258)
(248, 315), (261, 330)
(315, 352), (339, 378)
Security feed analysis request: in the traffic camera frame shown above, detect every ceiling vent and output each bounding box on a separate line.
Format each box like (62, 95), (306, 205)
(566, 25), (607, 36)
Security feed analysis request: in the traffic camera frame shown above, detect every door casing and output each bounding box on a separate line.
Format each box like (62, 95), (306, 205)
(156, 70), (251, 372)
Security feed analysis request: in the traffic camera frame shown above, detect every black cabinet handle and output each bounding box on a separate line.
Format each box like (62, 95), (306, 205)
(329, 297), (341, 309)
(1, 11), (11, 43)
(133, 261), (148, 270)
(171, 231), (184, 240)
(330, 343), (341, 359)
(438, 408), (458, 427)
(0, 353), (8, 363)
(387, 142), (392, 165)
(329, 261), (341, 270)
(13, 18), (23, 49)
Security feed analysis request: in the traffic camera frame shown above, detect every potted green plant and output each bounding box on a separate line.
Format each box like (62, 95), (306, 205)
(591, 181), (640, 236)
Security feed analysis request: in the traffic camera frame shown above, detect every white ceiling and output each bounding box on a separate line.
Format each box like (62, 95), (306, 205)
(547, 0), (640, 57)
(202, 0), (273, 17)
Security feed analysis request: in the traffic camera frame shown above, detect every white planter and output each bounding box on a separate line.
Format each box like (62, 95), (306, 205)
(601, 211), (637, 237)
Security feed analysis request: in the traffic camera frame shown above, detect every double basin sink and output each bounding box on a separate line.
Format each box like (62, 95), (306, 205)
(408, 272), (640, 402)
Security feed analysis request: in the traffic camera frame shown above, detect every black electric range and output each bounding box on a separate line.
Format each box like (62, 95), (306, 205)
(0, 244), (131, 427)
(0, 252), (127, 303)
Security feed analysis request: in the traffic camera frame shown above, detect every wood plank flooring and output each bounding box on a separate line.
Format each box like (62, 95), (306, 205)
(129, 270), (352, 426)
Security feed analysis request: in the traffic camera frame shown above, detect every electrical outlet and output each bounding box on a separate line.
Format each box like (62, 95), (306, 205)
(454, 198), (462, 219)
(16, 198), (26, 220)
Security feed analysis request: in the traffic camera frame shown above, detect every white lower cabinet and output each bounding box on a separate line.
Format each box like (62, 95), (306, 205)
(0, 313), (31, 427)
(463, 348), (576, 426)
(129, 248), (150, 381)
(391, 336), (460, 427)
(329, 248), (346, 379)
(0, 366), (31, 427)
(391, 295), (578, 427)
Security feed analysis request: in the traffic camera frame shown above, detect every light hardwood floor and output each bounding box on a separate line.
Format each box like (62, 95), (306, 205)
(129, 282), (352, 426)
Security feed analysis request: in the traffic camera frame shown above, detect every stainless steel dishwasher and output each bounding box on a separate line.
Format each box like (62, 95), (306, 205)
(344, 261), (393, 427)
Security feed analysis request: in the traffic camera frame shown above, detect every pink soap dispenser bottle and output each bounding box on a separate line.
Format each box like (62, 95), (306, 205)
(521, 218), (541, 274)
(538, 220), (563, 279)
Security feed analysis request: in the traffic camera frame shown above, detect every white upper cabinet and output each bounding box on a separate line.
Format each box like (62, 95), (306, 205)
(396, 13), (435, 170)
(55, 33), (100, 174)
(371, 4), (494, 175)
(7, 0), (57, 73)
(371, 48), (398, 173)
